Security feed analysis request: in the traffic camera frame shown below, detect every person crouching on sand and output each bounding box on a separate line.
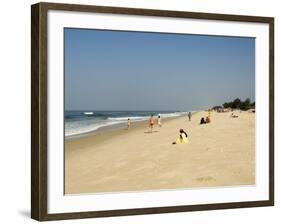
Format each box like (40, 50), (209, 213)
(149, 114), (155, 133)
(127, 118), (131, 130)
(173, 129), (188, 144)
(157, 115), (162, 128)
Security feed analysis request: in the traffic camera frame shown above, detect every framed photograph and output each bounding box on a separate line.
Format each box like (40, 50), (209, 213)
(31, 2), (274, 221)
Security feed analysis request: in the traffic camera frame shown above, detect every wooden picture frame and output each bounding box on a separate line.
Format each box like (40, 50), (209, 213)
(31, 2), (274, 221)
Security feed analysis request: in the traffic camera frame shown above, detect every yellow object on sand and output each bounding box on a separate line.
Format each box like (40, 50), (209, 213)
(175, 133), (188, 144)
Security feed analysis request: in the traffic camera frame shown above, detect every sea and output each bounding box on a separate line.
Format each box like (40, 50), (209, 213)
(65, 111), (189, 138)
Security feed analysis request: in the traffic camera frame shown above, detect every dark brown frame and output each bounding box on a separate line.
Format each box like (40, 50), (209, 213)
(31, 2), (274, 221)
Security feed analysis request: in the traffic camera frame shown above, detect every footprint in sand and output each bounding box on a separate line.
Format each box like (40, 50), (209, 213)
(195, 176), (216, 182)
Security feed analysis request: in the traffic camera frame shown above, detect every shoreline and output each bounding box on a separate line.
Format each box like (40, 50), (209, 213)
(65, 112), (193, 151)
(65, 110), (255, 194)
(65, 111), (197, 140)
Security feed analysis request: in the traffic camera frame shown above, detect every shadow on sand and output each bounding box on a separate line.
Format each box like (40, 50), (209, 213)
(144, 130), (159, 134)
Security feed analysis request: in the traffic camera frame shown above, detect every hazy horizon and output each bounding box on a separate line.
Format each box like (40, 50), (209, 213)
(65, 28), (255, 111)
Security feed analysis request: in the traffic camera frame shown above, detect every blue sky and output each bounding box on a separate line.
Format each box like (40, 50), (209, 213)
(64, 28), (255, 111)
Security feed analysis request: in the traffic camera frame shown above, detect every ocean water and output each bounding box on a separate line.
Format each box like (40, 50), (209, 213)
(65, 111), (188, 138)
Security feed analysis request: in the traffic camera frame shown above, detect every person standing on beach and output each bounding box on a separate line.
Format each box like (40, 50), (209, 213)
(149, 114), (155, 133)
(188, 112), (192, 121)
(127, 118), (131, 130)
(157, 115), (162, 128)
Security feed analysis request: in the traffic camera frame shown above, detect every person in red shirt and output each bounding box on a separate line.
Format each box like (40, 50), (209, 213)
(149, 114), (155, 133)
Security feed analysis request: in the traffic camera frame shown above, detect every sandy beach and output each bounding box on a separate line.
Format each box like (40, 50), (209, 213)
(65, 111), (255, 194)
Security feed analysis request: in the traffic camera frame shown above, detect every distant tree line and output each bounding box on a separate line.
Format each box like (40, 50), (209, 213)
(213, 98), (255, 111)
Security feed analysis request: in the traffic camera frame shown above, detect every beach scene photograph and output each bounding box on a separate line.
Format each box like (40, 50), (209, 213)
(64, 28), (255, 195)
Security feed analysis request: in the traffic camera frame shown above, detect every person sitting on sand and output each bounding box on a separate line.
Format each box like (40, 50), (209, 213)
(206, 116), (211, 123)
(127, 118), (131, 129)
(157, 115), (162, 128)
(149, 114), (155, 132)
(200, 117), (206, 124)
(231, 113), (239, 118)
(173, 129), (188, 144)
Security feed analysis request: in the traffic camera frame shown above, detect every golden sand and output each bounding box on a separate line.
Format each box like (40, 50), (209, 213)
(65, 111), (255, 194)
